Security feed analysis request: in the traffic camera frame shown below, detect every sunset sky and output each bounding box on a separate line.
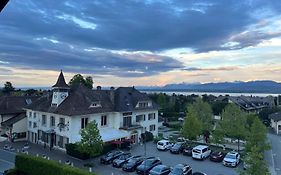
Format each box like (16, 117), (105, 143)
(1, 0), (281, 87)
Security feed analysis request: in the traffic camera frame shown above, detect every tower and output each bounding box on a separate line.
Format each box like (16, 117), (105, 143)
(51, 70), (70, 107)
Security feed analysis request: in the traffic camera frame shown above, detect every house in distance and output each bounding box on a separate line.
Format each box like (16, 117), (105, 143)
(25, 71), (159, 150)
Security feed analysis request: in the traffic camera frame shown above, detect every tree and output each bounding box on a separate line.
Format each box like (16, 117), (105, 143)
(69, 74), (93, 89)
(186, 98), (213, 143)
(220, 104), (247, 152)
(182, 114), (202, 141)
(2, 81), (15, 94)
(245, 116), (270, 153)
(240, 146), (269, 175)
(212, 123), (225, 145)
(78, 121), (103, 157)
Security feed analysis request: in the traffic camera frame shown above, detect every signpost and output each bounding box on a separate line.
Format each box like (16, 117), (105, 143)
(0, 0), (9, 13)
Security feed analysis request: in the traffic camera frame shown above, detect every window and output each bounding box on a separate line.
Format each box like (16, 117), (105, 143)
(42, 115), (46, 126)
(89, 101), (101, 108)
(33, 122), (37, 128)
(29, 112), (32, 118)
(81, 117), (89, 129)
(149, 124), (156, 131)
(29, 121), (32, 128)
(123, 116), (132, 127)
(148, 113), (156, 120)
(59, 117), (65, 125)
(138, 102), (148, 108)
(136, 114), (145, 122)
(33, 112), (36, 118)
(101, 115), (107, 126)
(50, 116), (55, 127)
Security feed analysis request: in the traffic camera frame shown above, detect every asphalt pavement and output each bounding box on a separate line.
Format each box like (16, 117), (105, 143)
(266, 132), (281, 175)
(0, 149), (15, 173)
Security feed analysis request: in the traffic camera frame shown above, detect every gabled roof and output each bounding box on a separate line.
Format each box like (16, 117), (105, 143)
(1, 113), (26, 127)
(52, 71), (69, 89)
(0, 96), (39, 115)
(269, 112), (281, 122)
(26, 85), (158, 116)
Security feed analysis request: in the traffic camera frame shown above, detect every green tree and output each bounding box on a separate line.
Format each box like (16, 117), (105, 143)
(69, 74), (93, 89)
(2, 81), (15, 94)
(240, 146), (269, 175)
(220, 104), (247, 152)
(182, 114), (202, 141)
(245, 116), (270, 153)
(187, 98), (213, 133)
(212, 123), (225, 145)
(78, 121), (103, 157)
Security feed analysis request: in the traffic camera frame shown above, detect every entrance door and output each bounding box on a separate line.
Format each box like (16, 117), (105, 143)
(131, 133), (138, 144)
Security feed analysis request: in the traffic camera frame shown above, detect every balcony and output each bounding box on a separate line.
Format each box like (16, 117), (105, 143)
(119, 123), (143, 131)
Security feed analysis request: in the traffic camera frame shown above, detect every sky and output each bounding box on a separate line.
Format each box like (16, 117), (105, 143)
(1, 0), (281, 88)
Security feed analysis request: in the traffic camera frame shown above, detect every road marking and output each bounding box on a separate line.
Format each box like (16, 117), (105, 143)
(0, 158), (14, 166)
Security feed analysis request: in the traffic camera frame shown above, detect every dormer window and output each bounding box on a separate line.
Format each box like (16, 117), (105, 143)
(89, 101), (102, 108)
(25, 98), (32, 105)
(137, 101), (151, 108)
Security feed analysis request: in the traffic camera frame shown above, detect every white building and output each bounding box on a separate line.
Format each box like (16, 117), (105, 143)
(269, 112), (281, 134)
(25, 71), (159, 150)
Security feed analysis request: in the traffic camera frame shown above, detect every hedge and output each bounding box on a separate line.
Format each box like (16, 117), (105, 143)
(15, 154), (95, 175)
(65, 143), (90, 160)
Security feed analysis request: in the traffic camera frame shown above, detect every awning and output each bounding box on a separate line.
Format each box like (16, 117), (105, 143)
(100, 128), (129, 142)
(111, 140), (123, 145)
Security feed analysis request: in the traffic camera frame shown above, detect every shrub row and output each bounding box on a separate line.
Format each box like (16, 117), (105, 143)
(65, 143), (90, 160)
(15, 154), (95, 175)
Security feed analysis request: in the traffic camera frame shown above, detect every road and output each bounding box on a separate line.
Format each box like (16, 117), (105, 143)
(266, 132), (281, 175)
(0, 149), (15, 173)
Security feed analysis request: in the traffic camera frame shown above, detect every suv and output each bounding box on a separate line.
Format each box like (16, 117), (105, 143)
(157, 140), (173, 151)
(192, 145), (211, 160)
(169, 164), (192, 175)
(223, 151), (240, 167)
(136, 157), (162, 174)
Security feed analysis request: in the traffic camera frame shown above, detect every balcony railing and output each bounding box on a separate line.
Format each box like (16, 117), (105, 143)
(119, 123), (143, 130)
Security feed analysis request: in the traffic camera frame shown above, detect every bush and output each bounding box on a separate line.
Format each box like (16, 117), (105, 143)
(66, 143), (90, 160)
(141, 131), (154, 142)
(5, 169), (25, 175)
(15, 154), (95, 175)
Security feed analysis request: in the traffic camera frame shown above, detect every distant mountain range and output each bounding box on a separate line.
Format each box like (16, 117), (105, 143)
(137, 80), (281, 94)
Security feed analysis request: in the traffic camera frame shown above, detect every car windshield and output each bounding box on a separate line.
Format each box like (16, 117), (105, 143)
(173, 144), (181, 148)
(171, 167), (183, 174)
(106, 152), (114, 157)
(142, 159), (154, 166)
(152, 166), (164, 172)
(225, 154), (236, 159)
(193, 149), (201, 153)
(128, 158), (137, 164)
(158, 142), (164, 146)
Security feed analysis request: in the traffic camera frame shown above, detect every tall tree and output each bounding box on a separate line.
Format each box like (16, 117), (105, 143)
(240, 146), (269, 175)
(220, 104), (247, 152)
(69, 74), (93, 89)
(245, 116), (270, 153)
(78, 121), (103, 157)
(182, 114), (202, 141)
(2, 81), (15, 94)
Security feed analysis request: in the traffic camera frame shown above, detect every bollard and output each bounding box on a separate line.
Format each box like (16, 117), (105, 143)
(17, 149), (19, 153)
(59, 160), (61, 163)
(48, 157), (50, 160)
(89, 167), (92, 172)
(71, 163), (74, 167)
(36, 154), (39, 157)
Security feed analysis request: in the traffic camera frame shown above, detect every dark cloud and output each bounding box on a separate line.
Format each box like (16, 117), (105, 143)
(0, 0), (280, 76)
(183, 66), (238, 71)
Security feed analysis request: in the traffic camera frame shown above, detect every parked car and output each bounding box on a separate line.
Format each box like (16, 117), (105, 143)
(209, 151), (225, 162)
(157, 140), (173, 151)
(223, 151), (240, 167)
(112, 152), (132, 168)
(169, 164), (192, 175)
(122, 156), (144, 172)
(192, 145), (211, 160)
(136, 157), (162, 175)
(149, 165), (171, 175)
(192, 172), (207, 175)
(170, 142), (185, 154)
(100, 150), (124, 164)
(183, 146), (193, 156)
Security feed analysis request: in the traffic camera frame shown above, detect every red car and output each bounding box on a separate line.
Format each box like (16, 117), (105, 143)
(209, 151), (225, 162)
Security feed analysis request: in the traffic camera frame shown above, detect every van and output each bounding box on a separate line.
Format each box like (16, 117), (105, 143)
(157, 140), (173, 151)
(192, 145), (211, 160)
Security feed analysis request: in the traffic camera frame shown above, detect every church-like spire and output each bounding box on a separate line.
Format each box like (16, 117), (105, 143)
(52, 70), (69, 89)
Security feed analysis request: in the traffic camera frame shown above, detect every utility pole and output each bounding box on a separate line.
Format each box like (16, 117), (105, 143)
(0, 0), (9, 13)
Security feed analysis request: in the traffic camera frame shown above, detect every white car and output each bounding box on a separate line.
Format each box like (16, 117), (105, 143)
(192, 145), (211, 160)
(157, 140), (173, 151)
(223, 151), (240, 167)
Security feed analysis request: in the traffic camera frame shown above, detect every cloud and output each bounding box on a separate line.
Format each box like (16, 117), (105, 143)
(183, 66), (238, 72)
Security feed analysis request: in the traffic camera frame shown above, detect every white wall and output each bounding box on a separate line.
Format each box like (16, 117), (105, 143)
(12, 117), (27, 133)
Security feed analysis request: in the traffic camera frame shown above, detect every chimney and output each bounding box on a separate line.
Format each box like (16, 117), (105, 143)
(97, 86), (101, 90)
(110, 87), (115, 104)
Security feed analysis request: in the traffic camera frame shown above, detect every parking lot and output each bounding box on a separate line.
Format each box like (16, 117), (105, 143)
(94, 142), (241, 175)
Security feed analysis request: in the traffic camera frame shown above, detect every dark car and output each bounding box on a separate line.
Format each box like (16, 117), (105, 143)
(100, 150), (124, 164)
(210, 151), (225, 162)
(183, 146), (193, 156)
(192, 172), (207, 175)
(136, 157), (162, 175)
(112, 152), (132, 168)
(169, 164), (192, 175)
(122, 155), (144, 172)
(170, 142), (185, 154)
(149, 165), (171, 175)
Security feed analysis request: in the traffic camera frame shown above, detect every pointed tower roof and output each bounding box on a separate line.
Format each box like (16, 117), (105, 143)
(52, 70), (70, 89)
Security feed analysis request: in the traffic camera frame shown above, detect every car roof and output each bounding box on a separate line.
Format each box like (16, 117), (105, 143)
(174, 164), (189, 168)
(193, 145), (209, 150)
(227, 151), (238, 155)
(158, 140), (170, 143)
